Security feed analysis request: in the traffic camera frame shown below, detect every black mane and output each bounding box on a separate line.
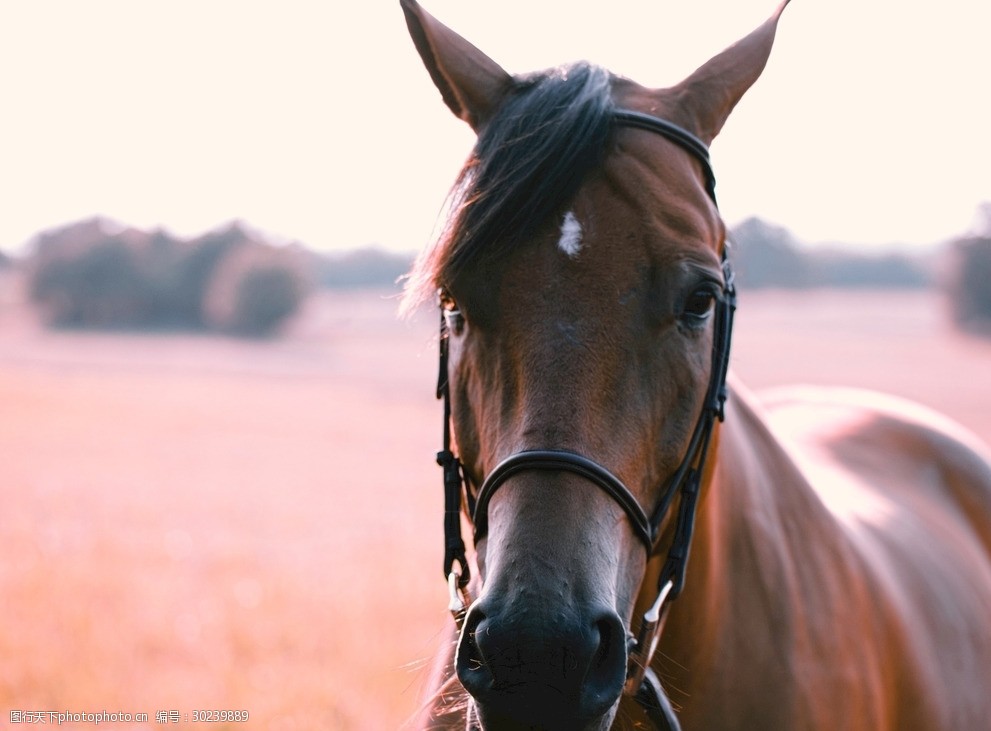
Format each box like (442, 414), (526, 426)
(404, 62), (614, 305)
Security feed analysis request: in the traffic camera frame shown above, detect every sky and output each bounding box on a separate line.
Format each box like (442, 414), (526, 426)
(1, 0), (988, 255)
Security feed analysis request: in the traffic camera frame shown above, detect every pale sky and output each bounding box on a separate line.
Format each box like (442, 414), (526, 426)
(1, 0), (988, 255)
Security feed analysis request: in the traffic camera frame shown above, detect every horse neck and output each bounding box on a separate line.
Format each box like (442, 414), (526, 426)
(655, 377), (853, 706)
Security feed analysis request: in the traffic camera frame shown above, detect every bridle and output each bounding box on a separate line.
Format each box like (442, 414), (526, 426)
(433, 108), (737, 730)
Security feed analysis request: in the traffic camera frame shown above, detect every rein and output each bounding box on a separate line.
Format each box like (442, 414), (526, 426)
(433, 109), (736, 730)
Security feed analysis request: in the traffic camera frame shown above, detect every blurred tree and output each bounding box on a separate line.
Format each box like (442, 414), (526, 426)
(26, 218), (309, 336)
(203, 242), (309, 336)
(811, 250), (931, 289)
(731, 217), (811, 288)
(731, 217), (931, 290)
(948, 234), (991, 334)
(946, 202), (991, 334)
(30, 235), (149, 328)
(314, 247), (413, 289)
(173, 224), (253, 326)
(230, 266), (307, 337)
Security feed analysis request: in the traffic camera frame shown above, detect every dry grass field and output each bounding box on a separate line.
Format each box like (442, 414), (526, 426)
(1, 277), (989, 730)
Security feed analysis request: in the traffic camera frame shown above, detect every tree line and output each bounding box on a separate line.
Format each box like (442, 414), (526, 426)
(4, 211), (990, 336)
(25, 218), (308, 336)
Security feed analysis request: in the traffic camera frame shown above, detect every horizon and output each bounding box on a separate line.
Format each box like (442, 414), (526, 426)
(2, 0), (988, 255)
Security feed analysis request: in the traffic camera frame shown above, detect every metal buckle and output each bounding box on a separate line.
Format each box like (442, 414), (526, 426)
(448, 570), (473, 629)
(635, 667), (684, 731)
(624, 578), (674, 696)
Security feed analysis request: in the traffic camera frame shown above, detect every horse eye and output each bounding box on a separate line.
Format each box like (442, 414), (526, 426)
(445, 309), (465, 334)
(440, 290), (466, 334)
(681, 288), (717, 322)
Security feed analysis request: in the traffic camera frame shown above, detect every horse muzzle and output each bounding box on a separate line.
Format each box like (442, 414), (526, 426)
(455, 597), (628, 730)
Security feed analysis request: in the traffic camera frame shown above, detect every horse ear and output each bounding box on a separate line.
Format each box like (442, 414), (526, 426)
(668, 0), (791, 144)
(401, 0), (514, 131)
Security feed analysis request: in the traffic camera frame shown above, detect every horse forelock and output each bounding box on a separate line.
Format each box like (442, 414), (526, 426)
(402, 62), (615, 311)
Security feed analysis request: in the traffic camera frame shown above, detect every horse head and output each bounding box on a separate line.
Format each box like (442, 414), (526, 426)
(402, 2), (789, 728)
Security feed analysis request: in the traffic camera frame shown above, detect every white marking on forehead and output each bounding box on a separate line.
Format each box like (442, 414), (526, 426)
(557, 211), (583, 258)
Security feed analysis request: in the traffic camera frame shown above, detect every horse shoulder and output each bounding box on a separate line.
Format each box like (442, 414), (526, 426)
(695, 385), (894, 729)
(757, 385), (991, 555)
(756, 384), (991, 729)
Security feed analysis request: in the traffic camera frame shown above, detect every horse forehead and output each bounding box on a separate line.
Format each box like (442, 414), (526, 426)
(560, 151), (723, 274)
(474, 107), (725, 319)
(492, 167), (721, 320)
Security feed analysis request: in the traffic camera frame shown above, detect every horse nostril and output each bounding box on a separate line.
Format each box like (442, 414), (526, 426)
(582, 611), (629, 718)
(455, 606), (494, 699)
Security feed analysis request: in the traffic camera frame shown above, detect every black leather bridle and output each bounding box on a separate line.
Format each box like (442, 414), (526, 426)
(433, 109), (737, 731)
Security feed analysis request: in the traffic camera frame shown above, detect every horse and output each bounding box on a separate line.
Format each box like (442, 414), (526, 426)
(398, 1), (991, 729)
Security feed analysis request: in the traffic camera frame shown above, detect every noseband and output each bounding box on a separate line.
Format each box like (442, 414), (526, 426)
(433, 109), (736, 730)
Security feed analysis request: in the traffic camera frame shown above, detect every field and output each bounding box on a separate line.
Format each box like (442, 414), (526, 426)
(1, 281), (989, 730)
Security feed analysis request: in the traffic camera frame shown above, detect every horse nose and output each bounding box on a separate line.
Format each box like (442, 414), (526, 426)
(455, 599), (628, 728)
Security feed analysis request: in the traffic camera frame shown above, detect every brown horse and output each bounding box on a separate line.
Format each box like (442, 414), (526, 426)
(400, 1), (991, 729)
